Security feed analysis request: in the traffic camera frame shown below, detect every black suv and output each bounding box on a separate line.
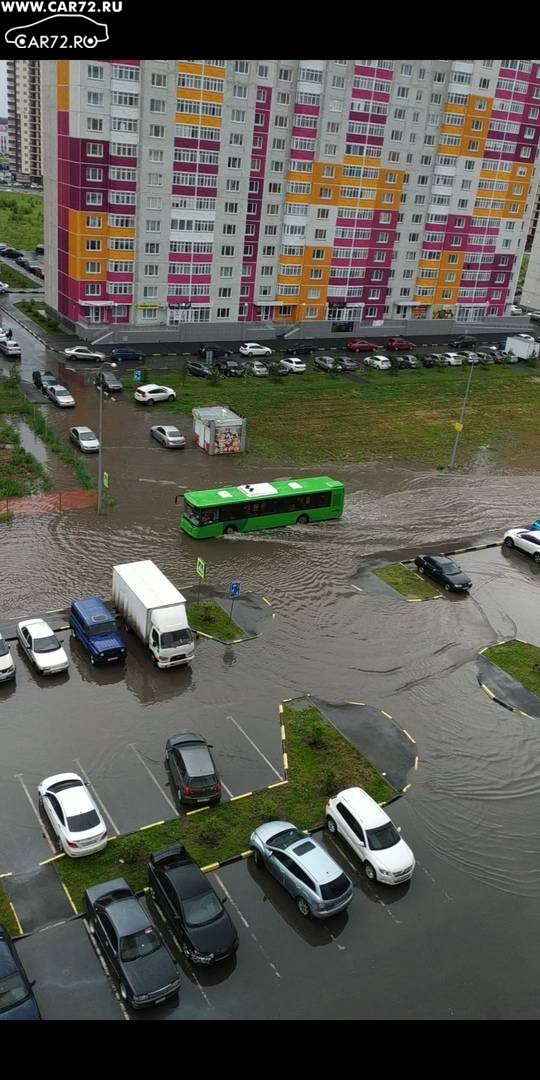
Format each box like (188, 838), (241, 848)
(188, 359), (215, 378)
(165, 732), (221, 805)
(215, 358), (245, 377)
(198, 342), (231, 360)
(448, 335), (476, 348)
(282, 343), (314, 355)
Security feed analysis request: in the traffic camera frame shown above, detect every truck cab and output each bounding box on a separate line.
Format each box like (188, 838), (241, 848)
(150, 609), (194, 667)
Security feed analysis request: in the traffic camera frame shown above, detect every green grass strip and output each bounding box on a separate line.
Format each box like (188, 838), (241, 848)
(484, 640), (540, 697)
(0, 880), (19, 936)
(187, 600), (245, 642)
(14, 300), (68, 335)
(56, 703), (396, 912)
(372, 563), (440, 599)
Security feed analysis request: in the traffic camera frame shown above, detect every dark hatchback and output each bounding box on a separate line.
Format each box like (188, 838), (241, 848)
(109, 347), (145, 362)
(198, 342), (231, 359)
(166, 732), (221, 805)
(32, 370), (57, 393)
(187, 359), (215, 378)
(414, 554), (472, 592)
(0, 924), (41, 1020)
(282, 342), (314, 355)
(448, 335), (477, 348)
(215, 358), (245, 377)
(95, 371), (123, 392)
(84, 878), (180, 1009)
(148, 844), (238, 965)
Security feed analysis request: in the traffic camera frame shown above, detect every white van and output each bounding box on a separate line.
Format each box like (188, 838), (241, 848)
(326, 787), (415, 884)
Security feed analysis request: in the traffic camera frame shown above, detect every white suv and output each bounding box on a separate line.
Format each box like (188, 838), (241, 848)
(280, 356), (306, 373)
(239, 342), (272, 357)
(326, 787), (415, 884)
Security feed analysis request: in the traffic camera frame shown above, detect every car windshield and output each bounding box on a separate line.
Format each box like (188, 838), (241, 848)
(0, 639), (9, 656)
(0, 971), (29, 1011)
(160, 628), (193, 648)
(366, 822), (401, 851)
(33, 634), (61, 653)
(183, 892), (223, 927)
(268, 827), (304, 850)
(67, 809), (100, 833)
(79, 432), (95, 441)
(87, 620), (117, 637)
(56, 389), (70, 397)
(320, 873), (351, 900)
(120, 927), (162, 962)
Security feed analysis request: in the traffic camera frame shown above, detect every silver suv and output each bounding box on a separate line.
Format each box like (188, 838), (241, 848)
(250, 821), (353, 918)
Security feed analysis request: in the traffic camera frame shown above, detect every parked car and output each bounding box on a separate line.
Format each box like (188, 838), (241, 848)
(84, 878), (181, 1008)
(244, 359), (269, 377)
(421, 354), (436, 368)
(27, 265), (40, 276)
(38, 773), (108, 858)
(282, 343), (314, 356)
(265, 359), (290, 375)
(15, 257), (32, 270)
(69, 596), (126, 665)
(148, 844), (238, 965)
(0, 281), (10, 293)
(250, 820), (354, 919)
(16, 618), (69, 675)
(32, 370), (57, 393)
(459, 351), (480, 365)
(365, 355), (391, 370)
(448, 335), (476, 348)
(33, 267), (45, 280)
(2, 248), (23, 259)
(198, 342), (231, 359)
(414, 554), (472, 592)
(386, 336), (415, 351)
(69, 426), (100, 453)
(0, 338), (21, 357)
(150, 425), (186, 449)
(424, 353), (447, 367)
(529, 311), (540, 323)
(442, 352), (463, 366)
(64, 345), (106, 362)
(0, 924), (41, 1020)
(165, 732), (221, 805)
(346, 338), (376, 352)
(46, 384), (75, 407)
(314, 355), (343, 372)
(215, 358), (245, 377)
(35, 244), (44, 256)
(239, 342), (272, 357)
(134, 384), (176, 404)
(503, 528), (540, 563)
(0, 633), (15, 682)
(109, 347), (145, 362)
(511, 304), (523, 315)
(187, 359), (215, 378)
(95, 370), (122, 392)
(398, 354), (421, 369)
(334, 355), (358, 371)
(280, 356), (306, 373)
(475, 351), (495, 364)
(326, 787), (415, 884)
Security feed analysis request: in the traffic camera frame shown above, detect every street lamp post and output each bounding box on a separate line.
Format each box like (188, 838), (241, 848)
(449, 359), (475, 468)
(96, 360), (117, 514)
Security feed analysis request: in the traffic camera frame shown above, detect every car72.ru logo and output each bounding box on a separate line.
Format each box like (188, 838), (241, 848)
(5, 13), (109, 47)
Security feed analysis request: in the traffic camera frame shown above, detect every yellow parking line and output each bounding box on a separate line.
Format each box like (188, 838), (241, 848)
(201, 862), (220, 873)
(138, 820), (164, 830)
(403, 729), (416, 744)
(278, 703), (283, 714)
(283, 752), (288, 771)
(402, 783), (412, 793)
(267, 779), (287, 790)
(230, 791), (253, 801)
(229, 638), (244, 644)
(0, 871), (12, 879)
(381, 709), (393, 720)
(241, 849), (254, 859)
(262, 596), (272, 606)
(347, 701), (365, 706)
(186, 805), (210, 816)
(481, 683), (495, 699)
(414, 756), (419, 770)
(280, 724), (286, 741)
(406, 598), (423, 603)
(196, 630), (213, 640)
(39, 852), (65, 865)
(61, 881), (78, 915)
(10, 902), (23, 936)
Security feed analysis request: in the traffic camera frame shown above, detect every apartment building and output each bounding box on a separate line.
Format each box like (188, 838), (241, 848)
(41, 59), (540, 332)
(7, 60), (42, 182)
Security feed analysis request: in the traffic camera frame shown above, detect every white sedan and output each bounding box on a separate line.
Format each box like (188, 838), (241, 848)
(38, 773), (107, 857)
(134, 383), (176, 404)
(365, 355), (391, 370)
(46, 384), (75, 407)
(17, 618), (69, 675)
(69, 426), (100, 453)
(64, 345), (106, 362)
(239, 342), (272, 357)
(280, 356), (306, 373)
(442, 352), (463, 366)
(503, 528), (540, 564)
(0, 633), (15, 682)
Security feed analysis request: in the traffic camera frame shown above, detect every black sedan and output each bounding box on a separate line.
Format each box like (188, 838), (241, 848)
(84, 877), (180, 1009)
(0, 923), (40, 1020)
(95, 370), (122, 392)
(448, 335), (476, 348)
(32, 370), (57, 393)
(414, 554), (472, 592)
(148, 844), (238, 966)
(198, 342), (231, 359)
(283, 343), (314, 355)
(335, 355), (358, 371)
(109, 347), (145, 362)
(314, 355), (343, 372)
(187, 359), (215, 378)
(215, 359), (244, 377)
(166, 732), (221, 805)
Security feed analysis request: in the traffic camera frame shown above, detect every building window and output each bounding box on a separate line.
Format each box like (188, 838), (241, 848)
(88, 65), (103, 80)
(144, 264), (159, 276)
(216, 307), (230, 318)
(87, 117), (103, 132)
(86, 167), (103, 182)
(149, 124), (165, 138)
(85, 261), (101, 274)
(86, 192), (103, 206)
(151, 72), (167, 87)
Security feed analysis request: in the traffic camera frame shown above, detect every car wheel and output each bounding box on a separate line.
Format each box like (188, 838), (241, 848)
(417, 565), (425, 574)
(224, 525), (237, 536)
(297, 514), (309, 525)
(534, 553), (540, 564)
(119, 982), (129, 1002)
(504, 537), (514, 548)
(252, 847), (263, 867)
(326, 815), (337, 835)
(296, 895), (311, 918)
(444, 583), (451, 591)
(168, 394), (175, 402)
(364, 861), (377, 882)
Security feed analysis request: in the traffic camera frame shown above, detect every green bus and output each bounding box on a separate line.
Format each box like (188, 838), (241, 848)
(180, 476), (345, 538)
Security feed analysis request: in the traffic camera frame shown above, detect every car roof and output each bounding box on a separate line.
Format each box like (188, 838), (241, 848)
(19, 617), (53, 637)
(178, 744), (214, 776)
(73, 426), (95, 435)
(71, 596), (113, 620)
(161, 426), (181, 435)
(288, 835), (342, 883)
(336, 787), (390, 828)
(163, 859), (210, 901)
(138, 383), (162, 391)
(55, 781), (94, 817)
(107, 895), (150, 935)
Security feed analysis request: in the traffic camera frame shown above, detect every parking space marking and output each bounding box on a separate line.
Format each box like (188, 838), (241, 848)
(417, 861), (454, 903)
(261, 596), (272, 606)
(128, 744), (177, 814)
(14, 774), (56, 854)
(381, 709), (393, 720)
(227, 715), (283, 780)
(138, 477), (178, 485)
(347, 701), (365, 706)
(61, 881), (78, 914)
(214, 872), (281, 979)
(74, 758), (121, 836)
(402, 729), (416, 743)
(327, 834), (357, 872)
(84, 919), (131, 1020)
(221, 779), (234, 798)
(350, 584), (363, 592)
(9, 902), (23, 935)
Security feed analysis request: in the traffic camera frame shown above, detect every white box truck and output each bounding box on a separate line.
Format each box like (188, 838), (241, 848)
(112, 560), (195, 668)
(504, 334), (540, 360)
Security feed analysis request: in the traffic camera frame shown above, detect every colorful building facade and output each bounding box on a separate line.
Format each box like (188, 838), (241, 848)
(41, 59), (540, 329)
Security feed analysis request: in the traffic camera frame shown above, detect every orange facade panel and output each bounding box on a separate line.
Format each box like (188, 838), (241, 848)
(175, 113), (221, 128)
(57, 59), (69, 112)
(177, 62), (225, 75)
(176, 88), (223, 104)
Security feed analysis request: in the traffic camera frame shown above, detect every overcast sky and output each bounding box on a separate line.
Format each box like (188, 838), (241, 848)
(0, 61), (6, 118)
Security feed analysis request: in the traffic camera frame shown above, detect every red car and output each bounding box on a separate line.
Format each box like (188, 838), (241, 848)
(346, 339), (376, 352)
(386, 336), (415, 350)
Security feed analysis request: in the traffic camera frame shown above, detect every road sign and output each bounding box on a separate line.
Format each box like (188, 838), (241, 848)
(229, 581), (240, 599)
(103, 471), (109, 490)
(196, 557), (206, 580)
(133, 370), (142, 382)
(454, 421), (463, 433)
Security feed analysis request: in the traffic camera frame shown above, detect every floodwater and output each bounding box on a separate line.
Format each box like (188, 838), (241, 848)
(3, 384), (540, 901)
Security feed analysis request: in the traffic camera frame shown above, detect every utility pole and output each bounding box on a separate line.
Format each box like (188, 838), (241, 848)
(449, 359), (475, 468)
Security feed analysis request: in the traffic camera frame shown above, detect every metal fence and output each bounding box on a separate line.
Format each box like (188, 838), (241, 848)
(0, 489), (97, 516)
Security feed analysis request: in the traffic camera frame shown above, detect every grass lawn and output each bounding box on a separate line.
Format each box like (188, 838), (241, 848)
(484, 640), (540, 696)
(0, 193), (43, 250)
(56, 702), (395, 912)
(154, 365), (540, 468)
(0, 264), (38, 290)
(0, 381), (94, 491)
(188, 600), (245, 642)
(0, 415), (54, 498)
(15, 300), (67, 334)
(0, 882), (18, 936)
(372, 563), (441, 599)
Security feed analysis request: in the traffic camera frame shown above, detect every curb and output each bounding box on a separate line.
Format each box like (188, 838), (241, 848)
(477, 677), (535, 718)
(443, 541), (502, 556)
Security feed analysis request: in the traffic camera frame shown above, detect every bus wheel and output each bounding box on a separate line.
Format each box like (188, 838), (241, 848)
(297, 514), (309, 525)
(224, 525), (237, 536)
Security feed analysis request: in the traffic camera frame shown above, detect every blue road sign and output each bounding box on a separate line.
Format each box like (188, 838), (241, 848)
(229, 581), (240, 599)
(133, 370), (142, 382)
